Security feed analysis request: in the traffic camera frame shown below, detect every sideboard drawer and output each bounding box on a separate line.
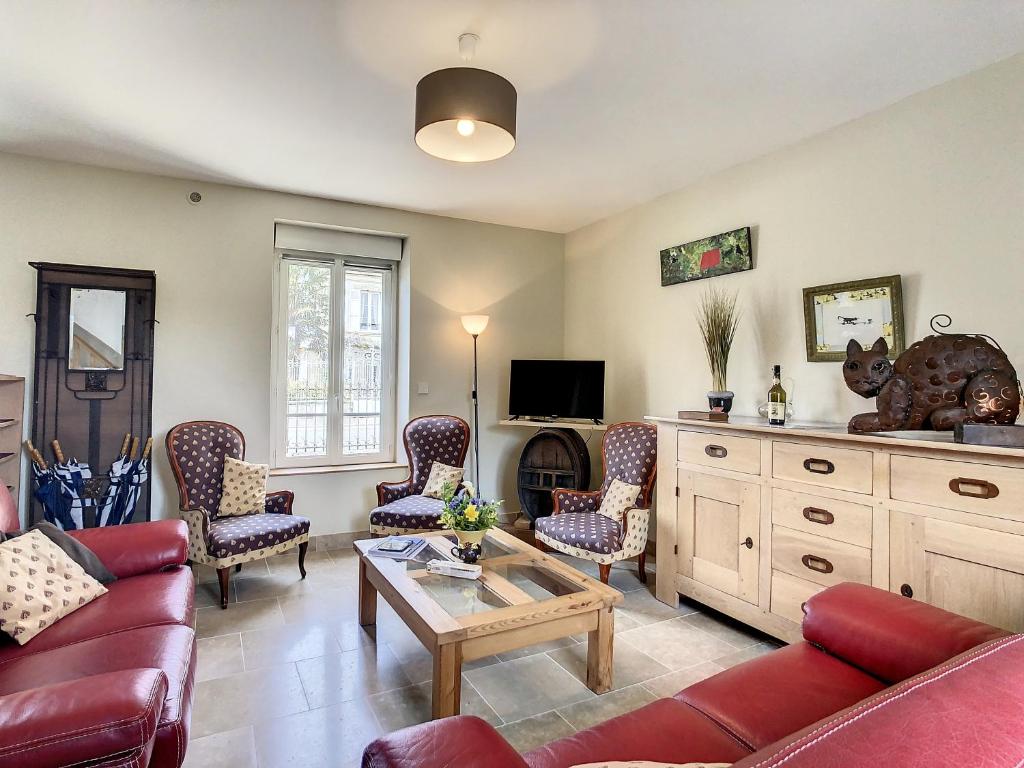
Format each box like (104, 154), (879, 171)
(772, 441), (873, 494)
(891, 454), (1024, 523)
(772, 526), (871, 588)
(771, 488), (872, 548)
(771, 570), (824, 625)
(678, 430), (760, 475)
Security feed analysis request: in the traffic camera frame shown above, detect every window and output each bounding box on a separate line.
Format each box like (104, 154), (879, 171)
(274, 253), (397, 467)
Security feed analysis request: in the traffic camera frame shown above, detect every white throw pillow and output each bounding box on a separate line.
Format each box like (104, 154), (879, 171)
(0, 530), (108, 645)
(597, 478), (642, 524)
(218, 456), (269, 516)
(421, 462), (464, 499)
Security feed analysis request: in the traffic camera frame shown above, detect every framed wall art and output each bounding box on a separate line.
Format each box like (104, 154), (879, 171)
(802, 274), (904, 362)
(660, 226), (752, 286)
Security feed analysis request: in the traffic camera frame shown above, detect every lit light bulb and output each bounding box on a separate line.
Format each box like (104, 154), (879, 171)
(456, 119), (476, 137)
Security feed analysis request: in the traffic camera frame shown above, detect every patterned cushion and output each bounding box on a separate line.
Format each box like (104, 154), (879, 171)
(0, 530), (108, 645)
(535, 512), (623, 554)
(219, 456), (269, 516)
(597, 478), (641, 524)
(599, 423), (658, 503)
(421, 462), (463, 500)
(369, 495), (446, 531)
(208, 513), (311, 558)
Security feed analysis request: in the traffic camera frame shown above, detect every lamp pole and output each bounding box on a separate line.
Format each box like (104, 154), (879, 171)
(471, 332), (481, 491)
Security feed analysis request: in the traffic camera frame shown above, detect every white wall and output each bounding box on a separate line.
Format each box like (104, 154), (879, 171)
(0, 154), (564, 533)
(564, 54), (1024, 429)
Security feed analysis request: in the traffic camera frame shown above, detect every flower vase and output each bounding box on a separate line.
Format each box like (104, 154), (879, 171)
(450, 528), (486, 564)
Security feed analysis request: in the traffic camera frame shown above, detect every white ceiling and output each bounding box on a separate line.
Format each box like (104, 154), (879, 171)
(2, 1), (1023, 233)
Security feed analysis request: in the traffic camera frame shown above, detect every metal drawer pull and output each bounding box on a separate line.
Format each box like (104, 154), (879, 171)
(801, 554), (834, 574)
(802, 506), (835, 525)
(705, 444), (728, 459)
(742, 536), (754, 549)
(803, 458), (835, 475)
(948, 477), (1000, 499)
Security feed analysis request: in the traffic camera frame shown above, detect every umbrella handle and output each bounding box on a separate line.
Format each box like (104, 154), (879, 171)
(51, 440), (65, 464)
(142, 437), (153, 460)
(120, 433), (132, 456)
(130, 437), (140, 460)
(24, 440), (47, 470)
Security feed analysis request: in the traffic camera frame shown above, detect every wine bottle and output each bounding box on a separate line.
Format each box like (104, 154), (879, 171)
(767, 365), (787, 426)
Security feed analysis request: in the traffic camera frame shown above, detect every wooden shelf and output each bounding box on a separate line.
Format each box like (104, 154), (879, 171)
(0, 452), (14, 464)
(0, 418), (19, 430)
(499, 419), (607, 431)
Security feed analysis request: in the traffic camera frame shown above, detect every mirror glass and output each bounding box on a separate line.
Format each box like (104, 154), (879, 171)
(68, 288), (127, 371)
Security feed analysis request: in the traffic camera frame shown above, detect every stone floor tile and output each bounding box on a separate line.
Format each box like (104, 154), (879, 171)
(547, 638), (670, 690)
(182, 726), (257, 768)
(466, 653), (595, 723)
(496, 712), (576, 753)
(190, 663), (309, 738)
(195, 633), (244, 682)
(713, 640), (781, 668)
(496, 635), (578, 662)
(195, 598), (284, 639)
(368, 676), (502, 732)
(617, 587), (695, 627)
(241, 622), (344, 670)
(618, 616), (737, 670)
(682, 609), (768, 649)
(556, 683), (657, 730)
(642, 661), (725, 698)
(296, 644), (412, 708)
(253, 699), (382, 768)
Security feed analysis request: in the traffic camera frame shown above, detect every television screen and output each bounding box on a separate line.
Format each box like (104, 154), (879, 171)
(508, 360), (605, 421)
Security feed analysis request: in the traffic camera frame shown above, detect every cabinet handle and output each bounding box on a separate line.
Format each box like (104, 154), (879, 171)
(802, 506), (835, 525)
(742, 536), (754, 549)
(900, 583), (914, 598)
(803, 458), (835, 475)
(801, 554), (834, 574)
(948, 477), (1000, 499)
(705, 444), (728, 459)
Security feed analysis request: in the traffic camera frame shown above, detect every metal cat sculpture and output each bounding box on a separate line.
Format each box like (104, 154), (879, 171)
(843, 316), (1021, 433)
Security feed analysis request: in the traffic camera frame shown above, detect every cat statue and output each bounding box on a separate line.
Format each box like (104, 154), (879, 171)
(843, 335), (1020, 433)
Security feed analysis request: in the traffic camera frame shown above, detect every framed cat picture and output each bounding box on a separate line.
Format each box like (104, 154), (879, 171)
(802, 274), (905, 362)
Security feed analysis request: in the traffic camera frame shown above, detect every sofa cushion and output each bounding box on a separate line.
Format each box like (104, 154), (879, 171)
(675, 642), (886, 751)
(525, 698), (752, 768)
(421, 462), (464, 499)
(0, 566), (194, 663)
(370, 495), (446, 530)
(535, 513), (623, 554)
(0, 623), (196, 768)
(596, 478), (641, 524)
(218, 456), (269, 517)
(207, 513), (310, 557)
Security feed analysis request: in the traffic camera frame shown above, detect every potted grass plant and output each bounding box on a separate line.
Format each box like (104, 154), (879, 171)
(439, 481), (502, 562)
(697, 287), (741, 413)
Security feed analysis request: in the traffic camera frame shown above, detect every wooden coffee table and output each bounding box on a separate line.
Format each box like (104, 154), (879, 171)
(354, 528), (623, 719)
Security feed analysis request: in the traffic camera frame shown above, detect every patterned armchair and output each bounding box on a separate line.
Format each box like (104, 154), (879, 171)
(535, 422), (657, 584)
(369, 415), (471, 535)
(165, 421), (311, 608)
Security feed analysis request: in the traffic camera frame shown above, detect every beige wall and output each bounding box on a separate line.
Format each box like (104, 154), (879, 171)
(564, 54), (1024, 430)
(0, 154), (564, 533)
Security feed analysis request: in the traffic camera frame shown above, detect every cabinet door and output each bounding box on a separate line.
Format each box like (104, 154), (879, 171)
(890, 511), (1024, 632)
(677, 470), (760, 604)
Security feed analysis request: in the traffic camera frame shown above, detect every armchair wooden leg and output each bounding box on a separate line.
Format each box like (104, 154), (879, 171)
(637, 552), (647, 584)
(598, 563), (611, 584)
(298, 541), (308, 579)
(217, 567), (231, 610)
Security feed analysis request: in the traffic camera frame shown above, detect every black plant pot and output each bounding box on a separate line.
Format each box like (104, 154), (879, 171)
(707, 390), (735, 413)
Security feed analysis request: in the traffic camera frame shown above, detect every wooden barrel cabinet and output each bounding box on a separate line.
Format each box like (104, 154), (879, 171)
(649, 415), (1024, 643)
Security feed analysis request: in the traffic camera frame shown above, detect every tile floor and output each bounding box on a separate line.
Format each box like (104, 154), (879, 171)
(183, 547), (781, 768)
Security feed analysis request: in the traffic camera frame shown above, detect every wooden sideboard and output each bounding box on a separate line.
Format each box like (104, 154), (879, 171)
(648, 415), (1024, 643)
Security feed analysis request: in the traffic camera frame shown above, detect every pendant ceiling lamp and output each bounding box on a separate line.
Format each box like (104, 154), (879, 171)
(415, 33), (517, 163)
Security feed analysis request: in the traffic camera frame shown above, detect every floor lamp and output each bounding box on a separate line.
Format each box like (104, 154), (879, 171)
(460, 314), (489, 492)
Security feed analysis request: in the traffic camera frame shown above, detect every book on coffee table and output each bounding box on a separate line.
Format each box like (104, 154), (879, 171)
(368, 536), (428, 561)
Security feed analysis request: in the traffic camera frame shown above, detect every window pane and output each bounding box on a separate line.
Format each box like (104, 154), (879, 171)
(286, 262), (331, 457)
(343, 269), (384, 454)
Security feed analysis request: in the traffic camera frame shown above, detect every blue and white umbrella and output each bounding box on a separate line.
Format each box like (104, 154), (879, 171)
(97, 434), (133, 527)
(101, 436), (151, 526)
(50, 440), (89, 530)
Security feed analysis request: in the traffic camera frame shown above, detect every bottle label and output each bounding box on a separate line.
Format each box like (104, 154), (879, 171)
(768, 402), (786, 422)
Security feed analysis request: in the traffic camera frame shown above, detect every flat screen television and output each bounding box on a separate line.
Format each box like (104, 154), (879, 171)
(508, 360), (605, 421)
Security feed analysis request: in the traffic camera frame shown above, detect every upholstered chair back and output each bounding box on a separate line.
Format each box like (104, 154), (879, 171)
(403, 415), (471, 495)
(166, 421), (246, 514)
(598, 422), (658, 508)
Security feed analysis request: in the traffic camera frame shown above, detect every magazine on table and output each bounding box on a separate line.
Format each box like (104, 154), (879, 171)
(368, 535), (429, 561)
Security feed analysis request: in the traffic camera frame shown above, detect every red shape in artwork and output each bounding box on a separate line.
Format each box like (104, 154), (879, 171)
(700, 248), (722, 271)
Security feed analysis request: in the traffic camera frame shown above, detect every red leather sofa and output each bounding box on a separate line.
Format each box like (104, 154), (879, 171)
(363, 584), (1022, 767)
(0, 485), (196, 768)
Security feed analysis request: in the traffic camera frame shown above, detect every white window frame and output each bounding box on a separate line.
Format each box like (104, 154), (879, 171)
(272, 250), (397, 469)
